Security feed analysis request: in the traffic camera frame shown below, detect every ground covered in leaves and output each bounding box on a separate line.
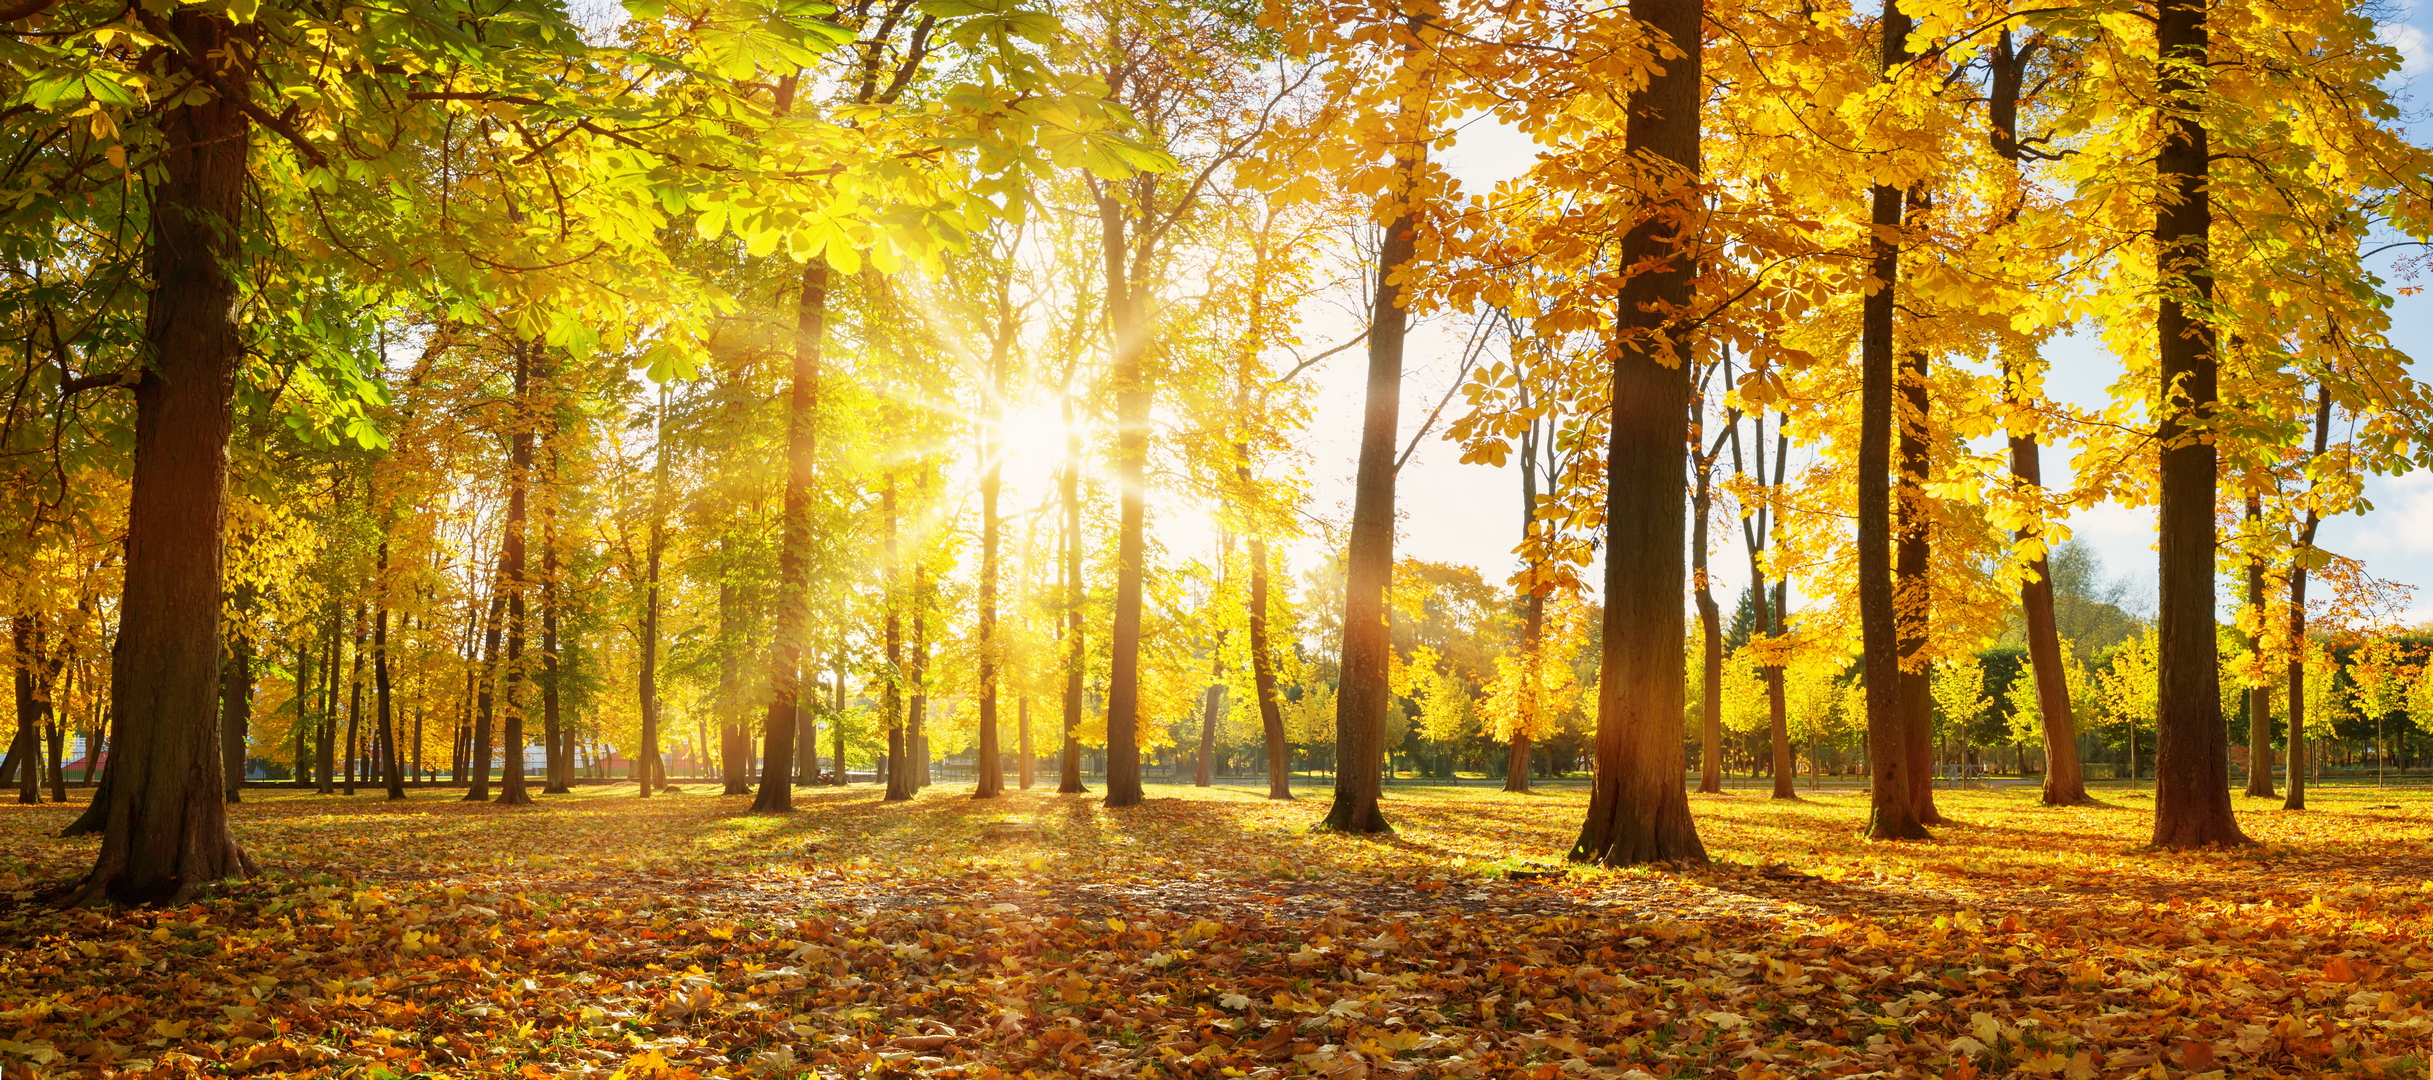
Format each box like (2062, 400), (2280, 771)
(8, 780), (2433, 1079)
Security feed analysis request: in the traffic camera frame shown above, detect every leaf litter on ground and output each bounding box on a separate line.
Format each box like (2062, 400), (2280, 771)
(5, 782), (2433, 1079)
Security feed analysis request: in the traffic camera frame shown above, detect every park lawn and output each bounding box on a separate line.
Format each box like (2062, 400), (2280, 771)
(5, 782), (2433, 1079)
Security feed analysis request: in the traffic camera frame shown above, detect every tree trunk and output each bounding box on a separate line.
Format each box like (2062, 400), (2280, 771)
(494, 345), (536, 806)
(909, 557), (930, 791)
(374, 557), (403, 800)
(753, 259), (824, 813)
(1517, 407), (1547, 795)
(2242, 499), (2274, 797)
(2282, 389), (2332, 812)
(292, 642), (313, 789)
(316, 610), (338, 794)
(221, 617), (250, 803)
(14, 617), (43, 805)
(67, 11), (257, 902)
(883, 475), (914, 802)
(831, 654), (847, 785)
(2149, 0), (2248, 848)
(1100, 192), (1149, 810)
(1858, 0), (1928, 842)
(1321, 166), (1417, 836)
(1249, 538), (1292, 800)
(1895, 345), (1942, 824)
(1569, 0), (1706, 866)
(1058, 433), (1088, 795)
(345, 604), (364, 796)
(1196, 652), (1222, 787)
(465, 582), (507, 802)
(975, 307), (1008, 799)
(1018, 696), (1034, 789)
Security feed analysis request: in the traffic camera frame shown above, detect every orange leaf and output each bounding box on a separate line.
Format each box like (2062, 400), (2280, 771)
(2323, 957), (2358, 983)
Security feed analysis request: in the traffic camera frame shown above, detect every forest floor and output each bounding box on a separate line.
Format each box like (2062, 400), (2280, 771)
(6, 781), (2433, 1079)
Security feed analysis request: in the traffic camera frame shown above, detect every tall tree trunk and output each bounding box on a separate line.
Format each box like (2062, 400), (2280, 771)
(292, 642), (313, 789)
(2242, 497), (2274, 797)
(14, 616), (43, 804)
(1858, 0), (1928, 842)
(374, 555), (403, 800)
(1569, 0), (1706, 866)
(975, 309), (1009, 800)
(465, 582), (507, 802)
(717, 581), (749, 795)
(1321, 160), (1418, 835)
(1516, 407), (1547, 795)
(497, 343), (536, 806)
(1895, 346), (1942, 824)
(1988, 33), (2091, 809)
(2150, 0), (2247, 848)
(69, 10), (257, 901)
(1058, 435), (1088, 795)
(221, 613), (250, 803)
(345, 604), (364, 796)
(637, 385), (669, 799)
(2282, 389), (2331, 812)
(1196, 651), (1222, 787)
(909, 558), (930, 791)
(1099, 192), (1149, 810)
(1018, 696), (1034, 789)
(541, 513), (570, 794)
(753, 257), (825, 813)
(316, 610), (338, 795)
(1249, 538), (1292, 800)
(831, 652), (847, 785)
(1690, 433), (1720, 797)
(884, 476), (913, 802)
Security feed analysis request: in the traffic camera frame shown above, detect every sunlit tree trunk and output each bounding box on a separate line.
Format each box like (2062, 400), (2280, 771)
(1859, 0), (1928, 842)
(975, 311), (1008, 799)
(68, 10), (257, 901)
(2282, 389), (2331, 812)
(753, 248), (825, 812)
(2242, 498), (2274, 797)
(1249, 538), (1291, 800)
(374, 547), (403, 801)
(1196, 651), (1222, 787)
(1099, 190), (1148, 809)
(14, 617), (44, 805)
(1688, 410), (1720, 797)
(344, 605), (364, 796)
(1514, 403), (1546, 795)
(496, 343), (537, 806)
(317, 610), (338, 795)
(884, 476), (913, 802)
(1569, 0), (1705, 866)
(465, 583), (505, 801)
(2150, 0), (2247, 848)
(1321, 186), (1412, 835)
(1896, 344), (1942, 824)
(1058, 425), (1088, 795)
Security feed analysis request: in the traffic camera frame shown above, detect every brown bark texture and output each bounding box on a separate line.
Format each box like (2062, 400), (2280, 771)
(1568, 0), (1705, 866)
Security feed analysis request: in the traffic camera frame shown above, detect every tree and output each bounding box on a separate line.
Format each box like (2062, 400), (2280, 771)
(1570, 0), (1707, 867)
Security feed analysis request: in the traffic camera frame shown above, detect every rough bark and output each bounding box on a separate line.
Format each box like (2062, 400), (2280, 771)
(975, 327), (1006, 799)
(1895, 345), (1942, 824)
(344, 605), (364, 796)
(374, 560), (403, 801)
(221, 618), (250, 803)
(1320, 191), (1413, 836)
(14, 617), (43, 804)
(2282, 390), (2331, 812)
(2243, 498), (2274, 798)
(2149, 0), (2248, 848)
(883, 476), (913, 802)
(1859, 0), (1927, 842)
(66, 11), (257, 903)
(464, 583), (506, 802)
(495, 344), (536, 806)
(753, 258), (824, 813)
(1058, 432), (1088, 795)
(1249, 538), (1292, 800)
(1100, 191), (1148, 809)
(1569, 0), (1706, 866)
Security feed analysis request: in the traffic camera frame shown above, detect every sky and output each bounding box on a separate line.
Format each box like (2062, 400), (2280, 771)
(1285, 24), (2433, 630)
